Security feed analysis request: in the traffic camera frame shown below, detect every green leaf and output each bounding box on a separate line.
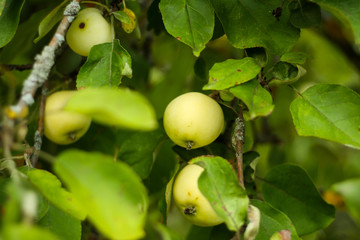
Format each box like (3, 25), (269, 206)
(312, 0), (360, 45)
(210, 0), (300, 56)
(332, 178), (360, 225)
(26, 169), (86, 220)
(159, 0), (214, 56)
(246, 47), (268, 67)
(262, 164), (335, 235)
(191, 156), (249, 231)
(229, 79), (274, 120)
(38, 204), (81, 240)
(112, 10), (131, 24)
(269, 62), (306, 86)
(203, 58), (261, 90)
(280, 52), (308, 65)
(117, 127), (166, 179)
(64, 87), (158, 131)
(76, 40), (132, 88)
(289, 1), (322, 28)
(54, 150), (148, 240)
(290, 84), (360, 149)
(1, 224), (60, 240)
(0, 0), (5, 16)
(34, 0), (67, 43)
(251, 200), (301, 240)
(0, 0), (25, 47)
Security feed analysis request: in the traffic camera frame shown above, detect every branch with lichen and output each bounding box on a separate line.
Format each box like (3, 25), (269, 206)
(2, 0), (81, 167)
(232, 108), (245, 189)
(10, 0), (81, 115)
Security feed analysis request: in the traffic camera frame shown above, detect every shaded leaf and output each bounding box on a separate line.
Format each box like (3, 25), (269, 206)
(269, 62), (306, 85)
(191, 156), (249, 231)
(54, 150), (148, 240)
(251, 200), (301, 240)
(34, 0), (68, 43)
(65, 87), (158, 131)
(290, 84), (360, 149)
(159, 0), (214, 56)
(289, 1), (322, 28)
(230, 79), (274, 120)
(210, 0), (300, 55)
(203, 58), (261, 90)
(117, 127), (166, 179)
(38, 204), (81, 240)
(246, 48), (268, 67)
(26, 169), (86, 220)
(332, 178), (360, 225)
(0, 0), (25, 47)
(312, 0), (360, 44)
(76, 40), (132, 88)
(262, 164), (335, 235)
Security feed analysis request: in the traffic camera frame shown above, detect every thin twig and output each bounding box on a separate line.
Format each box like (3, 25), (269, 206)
(30, 80), (48, 166)
(1, 64), (34, 71)
(232, 108), (245, 189)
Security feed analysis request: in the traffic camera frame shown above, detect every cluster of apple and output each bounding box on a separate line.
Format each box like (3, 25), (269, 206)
(164, 92), (225, 226)
(45, 7), (226, 228)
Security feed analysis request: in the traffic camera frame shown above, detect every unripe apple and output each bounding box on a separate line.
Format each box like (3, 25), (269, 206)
(163, 92), (224, 150)
(66, 8), (112, 56)
(173, 164), (224, 226)
(44, 91), (91, 145)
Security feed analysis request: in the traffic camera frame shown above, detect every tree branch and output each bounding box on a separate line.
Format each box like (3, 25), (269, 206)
(232, 108), (245, 189)
(2, 0), (81, 166)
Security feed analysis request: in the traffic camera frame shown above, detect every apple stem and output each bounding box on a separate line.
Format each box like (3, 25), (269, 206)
(185, 141), (194, 150)
(184, 206), (197, 216)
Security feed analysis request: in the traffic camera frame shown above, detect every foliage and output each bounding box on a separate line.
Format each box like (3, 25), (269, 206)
(0, 0), (360, 239)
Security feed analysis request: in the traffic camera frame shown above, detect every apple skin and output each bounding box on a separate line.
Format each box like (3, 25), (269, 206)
(66, 8), (112, 56)
(173, 164), (224, 227)
(44, 91), (91, 145)
(163, 92), (224, 149)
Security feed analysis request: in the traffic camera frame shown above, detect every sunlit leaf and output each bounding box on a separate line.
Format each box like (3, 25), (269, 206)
(262, 164), (335, 235)
(159, 0), (214, 56)
(77, 40), (132, 88)
(210, 0), (300, 55)
(332, 178), (360, 225)
(203, 58), (261, 90)
(112, 10), (131, 24)
(290, 84), (360, 149)
(280, 52), (307, 65)
(65, 87), (158, 131)
(0, 0), (25, 47)
(191, 156), (249, 231)
(1, 224), (60, 240)
(26, 169), (86, 220)
(34, 0), (67, 43)
(54, 150), (148, 240)
(230, 79), (274, 120)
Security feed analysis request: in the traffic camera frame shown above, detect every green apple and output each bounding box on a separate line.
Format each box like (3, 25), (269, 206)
(66, 8), (112, 56)
(163, 92), (224, 150)
(44, 91), (91, 145)
(173, 164), (224, 227)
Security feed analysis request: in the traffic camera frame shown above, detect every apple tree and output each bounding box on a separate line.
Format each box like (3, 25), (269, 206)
(0, 0), (360, 239)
